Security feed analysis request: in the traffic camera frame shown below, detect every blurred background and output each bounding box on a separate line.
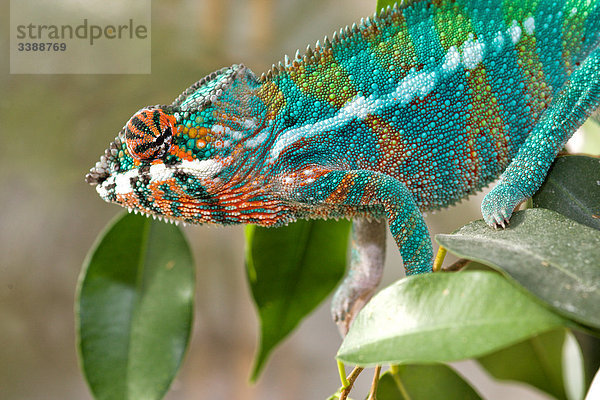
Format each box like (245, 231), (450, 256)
(1, 0), (599, 399)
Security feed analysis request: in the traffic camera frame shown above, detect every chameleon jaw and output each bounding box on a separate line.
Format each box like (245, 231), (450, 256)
(93, 158), (226, 224)
(93, 162), (178, 203)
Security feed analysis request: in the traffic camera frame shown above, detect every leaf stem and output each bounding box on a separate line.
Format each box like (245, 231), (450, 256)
(339, 366), (364, 400)
(433, 246), (447, 272)
(367, 365), (382, 400)
(390, 365), (412, 400)
(337, 360), (349, 387)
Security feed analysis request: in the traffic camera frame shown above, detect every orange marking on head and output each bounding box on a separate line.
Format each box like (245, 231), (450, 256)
(125, 108), (176, 161)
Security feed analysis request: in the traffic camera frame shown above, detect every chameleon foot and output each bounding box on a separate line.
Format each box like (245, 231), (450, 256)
(332, 285), (379, 337)
(481, 183), (526, 228)
(331, 219), (386, 336)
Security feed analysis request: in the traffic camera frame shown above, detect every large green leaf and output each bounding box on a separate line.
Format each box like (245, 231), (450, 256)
(77, 213), (195, 400)
(477, 328), (581, 400)
(532, 155), (600, 230)
(377, 365), (482, 400)
(245, 219), (350, 380)
(337, 271), (566, 366)
(436, 209), (600, 329)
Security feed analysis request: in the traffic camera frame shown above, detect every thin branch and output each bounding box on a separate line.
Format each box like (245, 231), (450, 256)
(339, 366), (364, 400)
(367, 365), (382, 400)
(443, 258), (470, 272)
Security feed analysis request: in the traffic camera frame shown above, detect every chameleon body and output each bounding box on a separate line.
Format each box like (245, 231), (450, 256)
(87, 0), (600, 329)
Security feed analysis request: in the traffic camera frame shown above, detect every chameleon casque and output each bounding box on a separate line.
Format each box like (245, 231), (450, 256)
(87, 0), (600, 333)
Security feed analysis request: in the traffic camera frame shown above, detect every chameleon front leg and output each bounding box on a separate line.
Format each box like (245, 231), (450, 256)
(287, 169), (433, 331)
(332, 218), (386, 336)
(482, 47), (600, 227)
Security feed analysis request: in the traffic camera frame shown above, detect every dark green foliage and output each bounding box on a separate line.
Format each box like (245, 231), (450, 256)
(77, 213), (195, 400)
(437, 208), (600, 329)
(533, 155), (600, 230)
(245, 219), (350, 379)
(377, 366), (482, 400)
(477, 329), (575, 400)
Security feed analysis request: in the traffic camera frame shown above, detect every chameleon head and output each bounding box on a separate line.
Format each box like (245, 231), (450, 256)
(86, 64), (275, 225)
(86, 65), (264, 224)
(85, 103), (226, 223)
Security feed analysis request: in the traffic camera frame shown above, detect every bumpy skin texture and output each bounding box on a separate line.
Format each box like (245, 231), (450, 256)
(88, 0), (600, 325)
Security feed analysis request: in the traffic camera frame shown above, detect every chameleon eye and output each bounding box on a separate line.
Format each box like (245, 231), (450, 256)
(125, 108), (175, 161)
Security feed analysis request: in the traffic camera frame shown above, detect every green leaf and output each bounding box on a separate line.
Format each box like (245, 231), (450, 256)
(245, 219), (350, 380)
(376, 0), (398, 11)
(377, 365), (482, 400)
(477, 329), (570, 399)
(436, 208), (600, 329)
(532, 155), (600, 230)
(337, 271), (566, 366)
(77, 213), (195, 400)
(461, 261), (497, 272)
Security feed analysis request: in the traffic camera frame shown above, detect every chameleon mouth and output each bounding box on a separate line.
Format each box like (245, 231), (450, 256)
(85, 130), (126, 186)
(92, 159), (221, 226)
(93, 173), (186, 226)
